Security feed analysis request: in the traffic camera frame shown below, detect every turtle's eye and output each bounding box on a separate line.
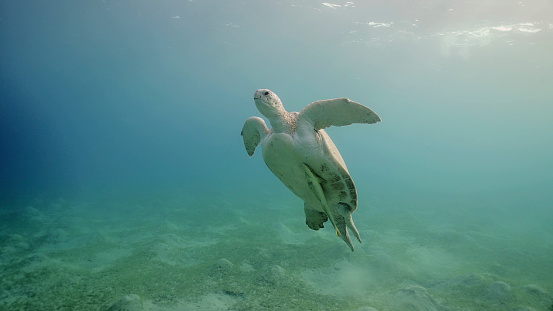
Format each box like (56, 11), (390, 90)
(264, 91), (270, 96)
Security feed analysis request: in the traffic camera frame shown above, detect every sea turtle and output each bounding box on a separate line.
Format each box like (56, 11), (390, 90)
(241, 89), (381, 251)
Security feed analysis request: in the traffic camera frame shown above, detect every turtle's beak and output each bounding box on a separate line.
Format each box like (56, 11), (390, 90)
(253, 89), (264, 100)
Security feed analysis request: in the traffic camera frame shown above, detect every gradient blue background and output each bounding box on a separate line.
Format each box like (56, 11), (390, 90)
(1, 0), (552, 212)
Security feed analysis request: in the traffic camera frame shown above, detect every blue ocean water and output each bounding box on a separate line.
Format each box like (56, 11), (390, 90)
(1, 1), (552, 310)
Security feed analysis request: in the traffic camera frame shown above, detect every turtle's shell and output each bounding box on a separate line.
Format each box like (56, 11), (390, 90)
(261, 125), (357, 214)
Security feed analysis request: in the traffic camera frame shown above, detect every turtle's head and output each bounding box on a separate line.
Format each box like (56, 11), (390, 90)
(254, 89), (286, 118)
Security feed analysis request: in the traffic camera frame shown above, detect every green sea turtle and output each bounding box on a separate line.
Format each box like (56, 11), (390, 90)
(241, 89), (381, 251)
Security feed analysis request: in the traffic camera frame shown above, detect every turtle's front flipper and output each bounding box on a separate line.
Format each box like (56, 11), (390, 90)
(301, 164), (341, 238)
(241, 117), (269, 157)
(297, 98), (381, 132)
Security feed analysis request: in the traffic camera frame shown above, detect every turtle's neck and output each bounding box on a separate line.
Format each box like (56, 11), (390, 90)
(268, 111), (297, 134)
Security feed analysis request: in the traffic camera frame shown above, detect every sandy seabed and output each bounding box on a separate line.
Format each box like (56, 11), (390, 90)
(1, 190), (552, 311)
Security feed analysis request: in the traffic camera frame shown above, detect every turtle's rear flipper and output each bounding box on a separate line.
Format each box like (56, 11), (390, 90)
(332, 211), (355, 251)
(301, 164), (341, 237)
(304, 203), (328, 230)
(337, 203), (362, 244)
(302, 163), (358, 251)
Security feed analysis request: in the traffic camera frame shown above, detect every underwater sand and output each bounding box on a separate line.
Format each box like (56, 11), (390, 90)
(1, 189), (551, 311)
